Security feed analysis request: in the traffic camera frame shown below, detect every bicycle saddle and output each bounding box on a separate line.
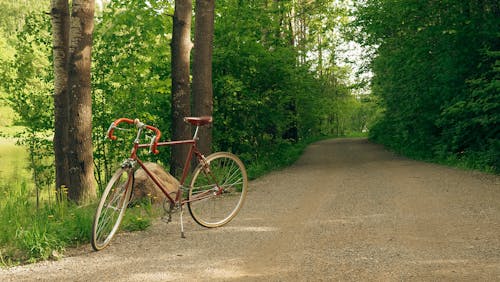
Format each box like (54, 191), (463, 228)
(184, 116), (213, 126)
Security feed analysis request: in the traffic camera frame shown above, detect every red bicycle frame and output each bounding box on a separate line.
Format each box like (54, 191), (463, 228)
(106, 117), (213, 205)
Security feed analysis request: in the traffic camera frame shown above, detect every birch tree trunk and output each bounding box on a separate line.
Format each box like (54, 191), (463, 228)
(170, 0), (192, 177)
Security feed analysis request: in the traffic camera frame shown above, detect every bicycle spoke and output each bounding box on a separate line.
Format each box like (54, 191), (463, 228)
(92, 169), (131, 251)
(188, 152), (248, 228)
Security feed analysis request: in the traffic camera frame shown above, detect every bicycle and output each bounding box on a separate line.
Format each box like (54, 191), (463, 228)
(91, 116), (248, 251)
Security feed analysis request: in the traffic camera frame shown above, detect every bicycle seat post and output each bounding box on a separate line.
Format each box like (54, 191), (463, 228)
(193, 125), (200, 140)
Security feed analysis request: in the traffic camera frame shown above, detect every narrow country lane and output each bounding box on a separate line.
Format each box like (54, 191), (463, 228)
(2, 138), (499, 281)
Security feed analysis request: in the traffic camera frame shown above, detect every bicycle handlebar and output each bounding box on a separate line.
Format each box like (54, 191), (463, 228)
(106, 118), (161, 155)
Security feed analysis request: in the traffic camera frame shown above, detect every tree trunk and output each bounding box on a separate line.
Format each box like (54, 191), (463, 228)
(192, 0), (215, 156)
(170, 0), (192, 177)
(50, 0), (70, 199)
(67, 0), (96, 204)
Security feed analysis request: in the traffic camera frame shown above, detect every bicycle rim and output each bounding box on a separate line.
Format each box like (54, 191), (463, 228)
(91, 168), (132, 251)
(188, 152), (248, 228)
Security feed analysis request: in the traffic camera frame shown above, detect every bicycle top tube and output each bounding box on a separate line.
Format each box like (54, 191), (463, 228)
(106, 116), (213, 155)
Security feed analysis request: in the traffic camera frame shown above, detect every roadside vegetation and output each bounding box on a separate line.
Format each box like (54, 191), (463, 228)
(352, 0), (499, 173)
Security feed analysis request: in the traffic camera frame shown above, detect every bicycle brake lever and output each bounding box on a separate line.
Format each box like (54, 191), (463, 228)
(148, 134), (157, 154)
(106, 123), (117, 140)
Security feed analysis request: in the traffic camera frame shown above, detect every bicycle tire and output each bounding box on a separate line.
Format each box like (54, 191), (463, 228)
(188, 152), (248, 228)
(91, 168), (133, 251)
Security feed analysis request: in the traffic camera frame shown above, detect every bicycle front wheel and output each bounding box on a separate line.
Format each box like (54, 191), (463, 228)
(91, 168), (132, 251)
(188, 152), (248, 228)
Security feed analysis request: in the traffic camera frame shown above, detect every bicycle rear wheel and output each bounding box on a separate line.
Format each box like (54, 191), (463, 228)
(91, 168), (132, 251)
(188, 152), (248, 228)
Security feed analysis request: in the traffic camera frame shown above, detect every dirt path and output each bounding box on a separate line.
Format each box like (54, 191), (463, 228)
(2, 138), (499, 281)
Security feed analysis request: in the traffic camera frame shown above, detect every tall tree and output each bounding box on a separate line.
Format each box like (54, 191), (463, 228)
(51, 0), (70, 197)
(67, 0), (96, 203)
(192, 0), (215, 156)
(50, 0), (96, 203)
(170, 0), (192, 177)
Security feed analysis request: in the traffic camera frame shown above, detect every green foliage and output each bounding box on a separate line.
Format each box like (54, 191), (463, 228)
(0, 29), (15, 99)
(0, 0), (48, 36)
(437, 49), (500, 172)
(4, 11), (53, 130)
(92, 0), (369, 186)
(15, 224), (64, 263)
(212, 0), (365, 166)
(355, 0), (499, 172)
(92, 0), (174, 190)
(121, 201), (155, 232)
(1, 11), (56, 205)
(0, 178), (94, 265)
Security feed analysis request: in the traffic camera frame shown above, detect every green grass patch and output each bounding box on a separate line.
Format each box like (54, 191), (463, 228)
(0, 181), (95, 266)
(122, 209), (153, 232)
(0, 104), (15, 128)
(0, 138), (96, 266)
(121, 199), (163, 232)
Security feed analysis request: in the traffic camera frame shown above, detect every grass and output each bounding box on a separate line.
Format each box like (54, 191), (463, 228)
(0, 102), (157, 265)
(0, 137), (163, 266)
(0, 130), (162, 266)
(0, 119), (96, 266)
(0, 157), (96, 266)
(0, 180), (95, 265)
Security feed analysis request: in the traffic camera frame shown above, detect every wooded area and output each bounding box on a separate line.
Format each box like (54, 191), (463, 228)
(353, 0), (499, 172)
(1, 0), (373, 203)
(0, 0), (497, 204)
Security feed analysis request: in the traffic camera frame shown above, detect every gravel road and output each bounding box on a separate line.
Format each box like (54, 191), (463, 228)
(1, 138), (499, 281)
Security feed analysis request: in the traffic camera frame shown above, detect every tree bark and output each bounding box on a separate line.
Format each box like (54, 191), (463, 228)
(66, 0), (96, 204)
(50, 0), (70, 199)
(192, 0), (215, 156)
(170, 0), (192, 177)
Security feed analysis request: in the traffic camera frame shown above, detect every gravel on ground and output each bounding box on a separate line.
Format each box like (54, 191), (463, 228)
(1, 138), (499, 281)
